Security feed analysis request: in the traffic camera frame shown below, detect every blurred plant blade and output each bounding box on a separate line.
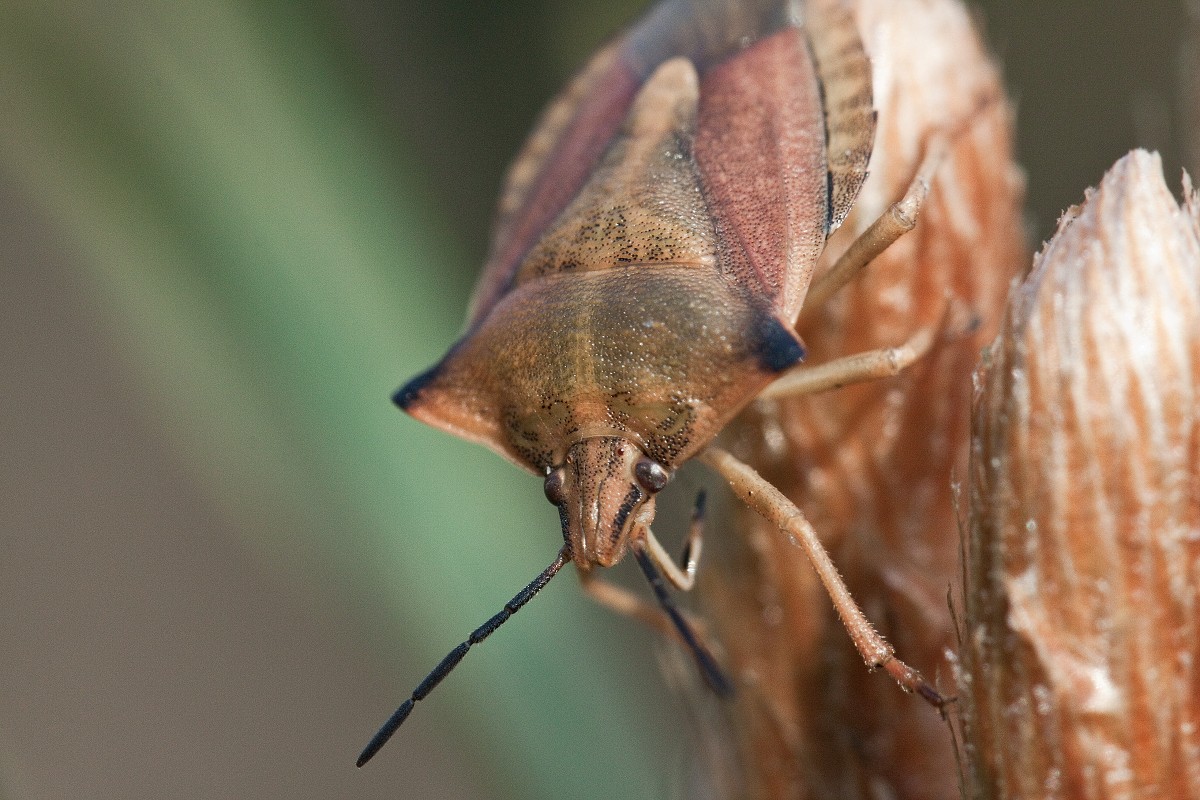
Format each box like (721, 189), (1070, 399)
(0, 2), (663, 798)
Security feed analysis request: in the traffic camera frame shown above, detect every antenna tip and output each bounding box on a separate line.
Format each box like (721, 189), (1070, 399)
(356, 698), (415, 767)
(356, 739), (383, 769)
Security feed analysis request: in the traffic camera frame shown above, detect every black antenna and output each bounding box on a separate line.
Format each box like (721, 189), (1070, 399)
(631, 545), (734, 697)
(356, 546), (570, 767)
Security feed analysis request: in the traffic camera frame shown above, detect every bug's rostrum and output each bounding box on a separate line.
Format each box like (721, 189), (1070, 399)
(558, 437), (656, 569)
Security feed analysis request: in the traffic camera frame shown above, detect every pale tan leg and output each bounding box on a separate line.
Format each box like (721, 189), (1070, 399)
(578, 539), (707, 643)
(758, 326), (935, 401)
(643, 496), (705, 591)
(580, 543), (731, 695)
(700, 445), (944, 707)
(799, 138), (946, 323)
(771, 142), (945, 403)
(578, 568), (678, 641)
(644, 529), (696, 591)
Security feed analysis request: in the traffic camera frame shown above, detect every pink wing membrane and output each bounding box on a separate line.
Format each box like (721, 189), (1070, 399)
(693, 27), (827, 320)
(467, 0), (823, 329)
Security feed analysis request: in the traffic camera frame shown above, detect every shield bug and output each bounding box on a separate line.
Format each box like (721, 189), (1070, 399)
(358, 0), (944, 767)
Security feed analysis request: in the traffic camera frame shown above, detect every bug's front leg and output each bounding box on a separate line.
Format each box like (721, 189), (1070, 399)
(579, 540), (732, 697)
(700, 445), (944, 709)
(577, 509), (707, 632)
(642, 491), (706, 591)
(578, 568), (676, 638)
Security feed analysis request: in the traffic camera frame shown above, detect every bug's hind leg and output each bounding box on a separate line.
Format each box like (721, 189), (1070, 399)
(700, 445), (944, 709)
(799, 138), (946, 324)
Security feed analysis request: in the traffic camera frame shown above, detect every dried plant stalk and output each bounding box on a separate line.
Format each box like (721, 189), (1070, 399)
(961, 150), (1200, 799)
(695, 0), (1027, 797)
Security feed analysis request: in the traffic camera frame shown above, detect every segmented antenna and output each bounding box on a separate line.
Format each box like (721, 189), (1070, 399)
(631, 544), (733, 697)
(356, 546), (570, 767)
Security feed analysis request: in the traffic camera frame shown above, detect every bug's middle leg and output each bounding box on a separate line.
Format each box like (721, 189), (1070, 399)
(758, 326), (936, 401)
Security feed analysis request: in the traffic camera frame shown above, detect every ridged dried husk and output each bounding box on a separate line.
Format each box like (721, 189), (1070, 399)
(695, 0), (1028, 797)
(961, 150), (1200, 799)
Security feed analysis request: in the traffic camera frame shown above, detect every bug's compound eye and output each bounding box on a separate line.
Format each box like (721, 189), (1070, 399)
(633, 458), (670, 494)
(543, 467), (567, 506)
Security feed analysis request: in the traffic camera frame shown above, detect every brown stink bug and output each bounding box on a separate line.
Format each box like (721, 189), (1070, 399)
(358, 0), (945, 767)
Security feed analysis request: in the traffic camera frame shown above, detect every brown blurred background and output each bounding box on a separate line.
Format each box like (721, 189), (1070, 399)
(0, 1), (1191, 798)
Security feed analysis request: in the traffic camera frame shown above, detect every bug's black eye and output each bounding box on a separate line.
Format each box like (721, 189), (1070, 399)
(634, 458), (670, 493)
(543, 468), (566, 506)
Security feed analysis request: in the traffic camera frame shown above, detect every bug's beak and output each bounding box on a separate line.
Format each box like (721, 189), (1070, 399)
(558, 437), (651, 569)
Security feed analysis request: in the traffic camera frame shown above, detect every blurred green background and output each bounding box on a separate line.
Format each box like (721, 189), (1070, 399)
(0, 1), (1189, 798)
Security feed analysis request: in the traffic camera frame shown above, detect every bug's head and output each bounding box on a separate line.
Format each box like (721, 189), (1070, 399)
(542, 437), (670, 569)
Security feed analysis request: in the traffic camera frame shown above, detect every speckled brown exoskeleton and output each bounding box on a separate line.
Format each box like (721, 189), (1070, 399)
(358, 0), (945, 767)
